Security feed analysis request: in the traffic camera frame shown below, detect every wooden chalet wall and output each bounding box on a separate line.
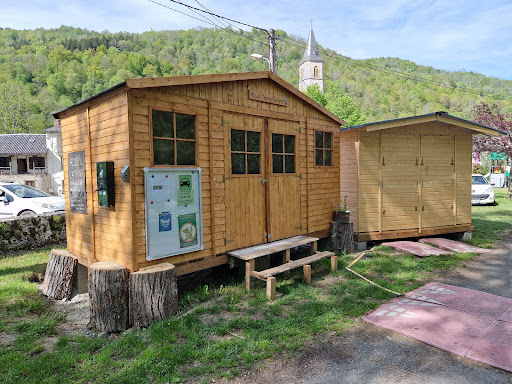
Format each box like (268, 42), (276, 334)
(340, 122), (473, 241)
(130, 78), (340, 272)
(59, 74), (341, 274)
(60, 90), (133, 268)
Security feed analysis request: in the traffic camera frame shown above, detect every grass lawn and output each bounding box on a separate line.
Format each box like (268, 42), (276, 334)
(1, 188), (511, 383)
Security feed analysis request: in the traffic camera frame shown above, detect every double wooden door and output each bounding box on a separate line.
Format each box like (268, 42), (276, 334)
(380, 134), (455, 232)
(224, 114), (301, 251)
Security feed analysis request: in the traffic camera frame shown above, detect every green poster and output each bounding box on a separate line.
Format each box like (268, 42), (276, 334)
(178, 213), (198, 248)
(178, 174), (194, 205)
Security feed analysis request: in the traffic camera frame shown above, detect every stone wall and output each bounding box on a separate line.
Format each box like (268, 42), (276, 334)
(0, 213), (66, 254)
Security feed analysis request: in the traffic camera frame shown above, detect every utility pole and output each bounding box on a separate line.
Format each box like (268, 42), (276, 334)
(268, 28), (277, 74)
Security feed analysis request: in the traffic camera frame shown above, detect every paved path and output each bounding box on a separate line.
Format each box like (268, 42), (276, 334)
(222, 237), (512, 384)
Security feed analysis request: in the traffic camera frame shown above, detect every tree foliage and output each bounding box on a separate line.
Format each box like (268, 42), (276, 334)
(472, 102), (512, 198)
(0, 26), (512, 133)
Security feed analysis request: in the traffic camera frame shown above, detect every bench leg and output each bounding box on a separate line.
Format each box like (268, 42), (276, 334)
(266, 277), (276, 300)
(310, 241), (318, 255)
(303, 264), (311, 284)
(330, 255), (338, 272)
(245, 260), (255, 291)
(282, 249), (290, 264)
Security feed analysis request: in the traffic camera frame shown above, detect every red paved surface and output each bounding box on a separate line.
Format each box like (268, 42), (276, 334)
(405, 282), (512, 319)
(381, 241), (454, 257)
(419, 238), (493, 254)
(364, 283), (512, 372)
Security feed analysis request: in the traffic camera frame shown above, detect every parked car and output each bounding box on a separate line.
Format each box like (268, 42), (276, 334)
(0, 182), (65, 217)
(472, 174), (495, 205)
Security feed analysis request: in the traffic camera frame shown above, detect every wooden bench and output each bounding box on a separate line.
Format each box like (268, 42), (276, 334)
(228, 236), (337, 300)
(251, 251), (337, 299)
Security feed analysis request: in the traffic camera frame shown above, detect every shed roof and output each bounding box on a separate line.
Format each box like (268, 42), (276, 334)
(342, 111), (507, 137)
(0, 134), (47, 156)
(53, 71), (344, 125)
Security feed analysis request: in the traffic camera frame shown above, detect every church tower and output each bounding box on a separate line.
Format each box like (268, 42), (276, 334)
(299, 25), (324, 93)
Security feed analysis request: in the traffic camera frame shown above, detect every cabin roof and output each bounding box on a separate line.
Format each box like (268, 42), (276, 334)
(341, 111), (506, 137)
(0, 134), (47, 156)
(53, 71), (344, 125)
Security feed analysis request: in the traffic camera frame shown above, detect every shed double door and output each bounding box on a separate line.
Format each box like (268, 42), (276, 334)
(224, 114), (301, 251)
(380, 134), (455, 232)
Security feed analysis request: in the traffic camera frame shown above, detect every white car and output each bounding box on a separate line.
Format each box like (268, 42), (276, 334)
(472, 174), (495, 205)
(0, 182), (65, 217)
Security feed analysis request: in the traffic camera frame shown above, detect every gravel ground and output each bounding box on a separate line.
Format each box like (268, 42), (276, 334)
(220, 236), (512, 384)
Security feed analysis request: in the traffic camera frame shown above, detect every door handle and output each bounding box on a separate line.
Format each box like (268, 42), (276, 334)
(382, 209), (385, 215)
(261, 179), (269, 184)
(382, 156), (385, 166)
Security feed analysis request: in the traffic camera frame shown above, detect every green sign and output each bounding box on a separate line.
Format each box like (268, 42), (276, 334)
(178, 213), (198, 248)
(178, 174), (194, 205)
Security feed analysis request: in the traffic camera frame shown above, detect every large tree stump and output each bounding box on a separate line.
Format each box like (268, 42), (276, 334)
(88, 261), (129, 332)
(42, 250), (77, 299)
(129, 263), (178, 328)
(330, 221), (355, 254)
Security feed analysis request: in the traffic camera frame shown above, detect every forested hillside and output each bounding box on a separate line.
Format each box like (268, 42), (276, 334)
(1, 26), (511, 133)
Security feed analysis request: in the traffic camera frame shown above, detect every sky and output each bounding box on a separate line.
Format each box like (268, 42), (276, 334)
(1, 0), (511, 80)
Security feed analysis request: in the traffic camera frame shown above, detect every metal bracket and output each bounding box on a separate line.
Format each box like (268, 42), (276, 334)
(224, 238), (234, 245)
(295, 174), (301, 179)
(223, 176), (233, 182)
(294, 127), (302, 133)
(295, 225), (302, 230)
(261, 179), (269, 183)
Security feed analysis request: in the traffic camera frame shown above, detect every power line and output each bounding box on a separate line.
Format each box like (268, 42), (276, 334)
(173, 0), (224, 29)
(165, 0), (267, 32)
(193, 0), (231, 29)
(147, 0), (218, 28)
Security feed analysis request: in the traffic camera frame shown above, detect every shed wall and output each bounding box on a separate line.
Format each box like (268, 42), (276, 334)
(61, 92), (132, 268)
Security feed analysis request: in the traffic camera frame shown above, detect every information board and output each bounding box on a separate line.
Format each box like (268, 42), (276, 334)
(144, 167), (203, 261)
(68, 151), (87, 214)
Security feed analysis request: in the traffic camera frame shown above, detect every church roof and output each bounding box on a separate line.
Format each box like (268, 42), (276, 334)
(300, 26), (323, 64)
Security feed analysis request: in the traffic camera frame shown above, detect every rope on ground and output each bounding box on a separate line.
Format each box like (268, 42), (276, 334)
(344, 251), (403, 297)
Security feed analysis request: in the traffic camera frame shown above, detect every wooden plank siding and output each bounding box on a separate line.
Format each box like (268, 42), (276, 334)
(60, 92), (132, 268)
(129, 79), (340, 272)
(345, 122), (474, 241)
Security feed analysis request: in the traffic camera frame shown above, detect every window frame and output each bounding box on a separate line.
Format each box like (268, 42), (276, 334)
(314, 130), (333, 167)
(271, 132), (297, 175)
(229, 128), (263, 177)
(149, 107), (197, 167)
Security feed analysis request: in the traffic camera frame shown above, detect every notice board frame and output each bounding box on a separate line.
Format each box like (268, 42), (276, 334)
(144, 167), (204, 261)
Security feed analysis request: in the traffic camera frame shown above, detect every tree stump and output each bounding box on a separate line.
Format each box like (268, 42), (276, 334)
(88, 261), (129, 332)
(129, 263), (178, 328)
(42, 250), (77, 299)
(330, 221), (355, 254)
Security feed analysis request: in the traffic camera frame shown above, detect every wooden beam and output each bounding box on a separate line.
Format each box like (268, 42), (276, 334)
(436, 115), (503, 136)
(354, 224), (472, 241)
(266, 277), (276, 300)
(175, 254), (229, 276)
(127, 90), (138, 272)
(303, 265), (311, 284)
(330, 255), (338, 272)
(126, 71), (270, 89)
(365, 115), (436, 132)
(245, 259), (255, 291)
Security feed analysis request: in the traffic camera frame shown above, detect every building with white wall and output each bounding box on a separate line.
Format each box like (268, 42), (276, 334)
(299, 25), (325, 93)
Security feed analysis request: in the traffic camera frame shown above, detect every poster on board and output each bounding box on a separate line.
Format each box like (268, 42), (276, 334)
(68, 151), (87, 214)
(144, 167), (203, 261)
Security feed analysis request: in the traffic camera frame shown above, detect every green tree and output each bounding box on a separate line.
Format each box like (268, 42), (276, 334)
(304, 84), (327, 107)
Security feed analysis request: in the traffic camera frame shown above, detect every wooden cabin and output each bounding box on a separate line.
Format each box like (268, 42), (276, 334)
(54, 71), (344, 275)
(339, 112), (504, 242)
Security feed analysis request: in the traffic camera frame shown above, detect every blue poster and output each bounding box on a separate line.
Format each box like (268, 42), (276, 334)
(159, 212), (172, 232)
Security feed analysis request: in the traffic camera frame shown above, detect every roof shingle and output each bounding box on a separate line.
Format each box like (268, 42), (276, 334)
(0, 134), (47, 156)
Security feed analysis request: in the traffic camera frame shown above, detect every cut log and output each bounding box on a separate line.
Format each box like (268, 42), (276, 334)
(330, 221), (355, 254)
(129, 263), (178, 328)
(42, 250), (77, 300)
(88, 261), (129, 332)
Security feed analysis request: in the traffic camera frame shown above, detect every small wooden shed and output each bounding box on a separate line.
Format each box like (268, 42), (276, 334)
(339, 112), (504, 242)
(54, 71), (344, 275)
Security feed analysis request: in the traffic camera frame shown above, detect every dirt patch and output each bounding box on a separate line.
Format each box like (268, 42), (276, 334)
(0, 331), (16, 346)
(45, 288), (91, 336)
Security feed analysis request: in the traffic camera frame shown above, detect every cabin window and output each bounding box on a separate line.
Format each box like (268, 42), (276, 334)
(0, 157), (10, 168)
(272, 133), (295, 174)
(315, 131), (332, 166)
(231, 129), (261, 175)
(314, 66), (319, 78)
(152, 110), (195, 166)
(300, 68), (304, 81)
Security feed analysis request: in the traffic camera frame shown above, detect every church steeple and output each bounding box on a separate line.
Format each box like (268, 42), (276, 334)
(299, 25), (324, 93)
